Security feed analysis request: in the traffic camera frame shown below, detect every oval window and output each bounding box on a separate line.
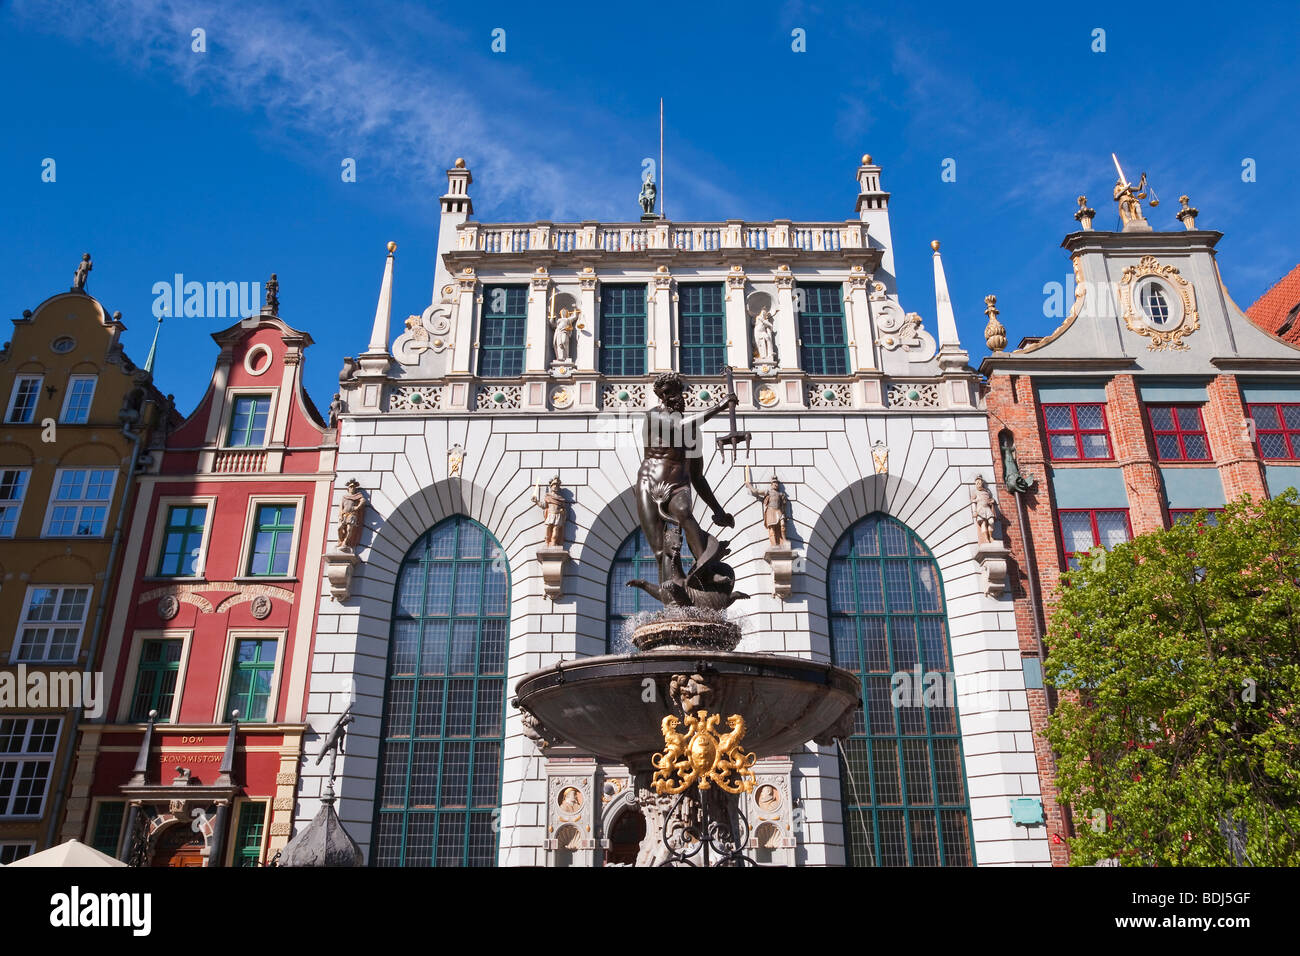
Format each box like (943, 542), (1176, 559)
(51, 336), (76, 353)
(1140, 282), (1172, 326)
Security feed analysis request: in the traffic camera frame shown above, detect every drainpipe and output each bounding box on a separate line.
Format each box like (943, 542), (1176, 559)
(1013, 487), (1054, 713)
(42, 400), (153, 851)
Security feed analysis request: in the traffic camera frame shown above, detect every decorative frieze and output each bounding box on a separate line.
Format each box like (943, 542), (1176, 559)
(886, 382), (942, 408)
(476, 384), (524, 410)
(387, 385), (445, 411)
(602, 383), (647, 409)
(808, 382), (853, 409)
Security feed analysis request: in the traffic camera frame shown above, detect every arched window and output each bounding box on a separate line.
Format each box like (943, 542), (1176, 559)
(828, 514), (974, 866)
(373, 517), (508, 866)
(606, 529), (692, 651)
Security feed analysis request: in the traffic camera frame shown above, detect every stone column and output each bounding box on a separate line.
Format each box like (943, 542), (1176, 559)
(725, 265), (749, 370)
(773, 265), (800, 373)
(526, 268), (550, 373)
(450, 268), (478, 374)
(577, 268), (598, 372)
(846, 266), (875, 371)
(652, 268), (673, 372)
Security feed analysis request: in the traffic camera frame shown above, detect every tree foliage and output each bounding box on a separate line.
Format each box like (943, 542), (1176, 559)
(1044, 491), (1300, 865)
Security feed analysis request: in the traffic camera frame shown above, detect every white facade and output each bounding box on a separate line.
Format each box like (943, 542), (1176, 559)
(295, 157), (1051, 866)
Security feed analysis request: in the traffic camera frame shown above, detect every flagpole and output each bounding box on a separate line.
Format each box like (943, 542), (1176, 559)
(659, 97), (664, 219)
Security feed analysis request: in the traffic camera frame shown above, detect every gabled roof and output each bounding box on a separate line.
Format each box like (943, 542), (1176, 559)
(1246, 263), (1300, 344)
(210, 311), (314, 348)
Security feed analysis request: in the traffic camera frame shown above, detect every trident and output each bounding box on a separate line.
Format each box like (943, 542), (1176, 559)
(715, 364), (751, 463)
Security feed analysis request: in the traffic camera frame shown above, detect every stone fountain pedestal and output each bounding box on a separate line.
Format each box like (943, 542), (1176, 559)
(513, 611), (860, 866)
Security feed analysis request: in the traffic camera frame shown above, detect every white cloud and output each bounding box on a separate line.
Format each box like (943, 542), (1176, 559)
(10, 0), (615, 220)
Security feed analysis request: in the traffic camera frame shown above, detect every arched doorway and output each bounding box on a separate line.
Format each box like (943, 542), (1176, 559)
(603, 807), (646, 866)
(151, 823), (204, 867)
(372, 516), (509, 866)
(828, 513), (975, 866)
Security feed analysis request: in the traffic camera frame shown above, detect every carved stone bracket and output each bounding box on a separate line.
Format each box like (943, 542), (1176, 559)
(764, 546), (797, 600)
(323, 549), (361, 602)
(974, 540), (1010, 598)
(537, 545), (569, 601)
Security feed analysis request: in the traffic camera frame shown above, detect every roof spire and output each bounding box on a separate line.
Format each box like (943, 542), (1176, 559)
(144, 314), (164, 374)
(367, 242), (396, 353)
(931, 240), (969, 371)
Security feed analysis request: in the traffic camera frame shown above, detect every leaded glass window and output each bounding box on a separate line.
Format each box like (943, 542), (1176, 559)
(796, 283), (850, 375)
(600, 285), (647, 376)
(678, 283), (725, 376)
(829, 514), (974, 866)
(478, 285), (527, 377)
(374, 517), (508, 867)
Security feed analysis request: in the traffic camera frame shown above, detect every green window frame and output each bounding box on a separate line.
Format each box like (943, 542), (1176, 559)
(797, 283), (850, 376)
(130, 639), (183, 722)
(599, 285), (647, 376)
(232, 801), (266, 866)
(90, 801), (126, 857)
(156, 505), (207, 576)
(828, 514), (975, 866)
(373, 516), (508, 867)
(225, 638), (277, 722)
(606, 529), (692, 651)
(248, 504), (296, 576)
(227, 395), (271, 448)
(477, 285), (527, 378)
(678, 283), (725, 376)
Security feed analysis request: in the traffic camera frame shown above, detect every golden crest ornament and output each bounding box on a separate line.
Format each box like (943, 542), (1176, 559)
(651, 710), (757, 795)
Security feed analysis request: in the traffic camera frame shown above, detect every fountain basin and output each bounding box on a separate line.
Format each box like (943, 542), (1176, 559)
(512, 650), (860, 769)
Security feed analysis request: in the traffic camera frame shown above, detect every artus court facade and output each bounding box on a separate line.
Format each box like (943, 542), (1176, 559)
(297, 157), (1053, 866)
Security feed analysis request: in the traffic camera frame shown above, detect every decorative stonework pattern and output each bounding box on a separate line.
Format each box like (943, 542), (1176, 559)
(886, 382), (942, 409)
(1119, 255), (1200, 351)
(685, 381), (724, 409)
(476, 384), (523, 410)
(388, 385), (445, 412)
(808, 382), (852, 409)
(602, 383), (647, 409)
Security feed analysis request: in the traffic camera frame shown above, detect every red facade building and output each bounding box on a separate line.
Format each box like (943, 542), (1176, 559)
(65, 308), (337, 866)
(981, 191), (1300, 864)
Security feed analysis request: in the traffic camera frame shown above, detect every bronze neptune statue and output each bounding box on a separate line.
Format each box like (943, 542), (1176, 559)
(627, 371), (746, 610)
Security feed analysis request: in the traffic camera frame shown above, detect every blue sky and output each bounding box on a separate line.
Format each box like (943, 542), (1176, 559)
(3, 0), (1297, 413)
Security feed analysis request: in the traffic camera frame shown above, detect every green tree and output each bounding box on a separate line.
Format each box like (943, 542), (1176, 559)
(1044, 491), (1300, 866)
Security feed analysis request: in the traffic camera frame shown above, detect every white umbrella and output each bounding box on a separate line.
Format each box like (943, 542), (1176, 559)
(5, 838), (127, 867)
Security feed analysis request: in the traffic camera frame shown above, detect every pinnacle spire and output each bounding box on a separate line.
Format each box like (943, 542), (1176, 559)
(367, 242), (396, 354)
(144, 315), (164, 374)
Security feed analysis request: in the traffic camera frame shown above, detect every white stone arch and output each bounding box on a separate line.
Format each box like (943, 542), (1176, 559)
(306, 463), (547, 862)
(802, 468), (986, 664)
(574, 486), (642, 657)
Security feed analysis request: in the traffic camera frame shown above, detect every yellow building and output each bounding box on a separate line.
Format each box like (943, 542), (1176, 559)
(0, 260), (168, 861)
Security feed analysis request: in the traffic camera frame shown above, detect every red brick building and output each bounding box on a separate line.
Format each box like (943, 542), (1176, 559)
(64, 306), (337, 866)
(980, 191), (1300, 864)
